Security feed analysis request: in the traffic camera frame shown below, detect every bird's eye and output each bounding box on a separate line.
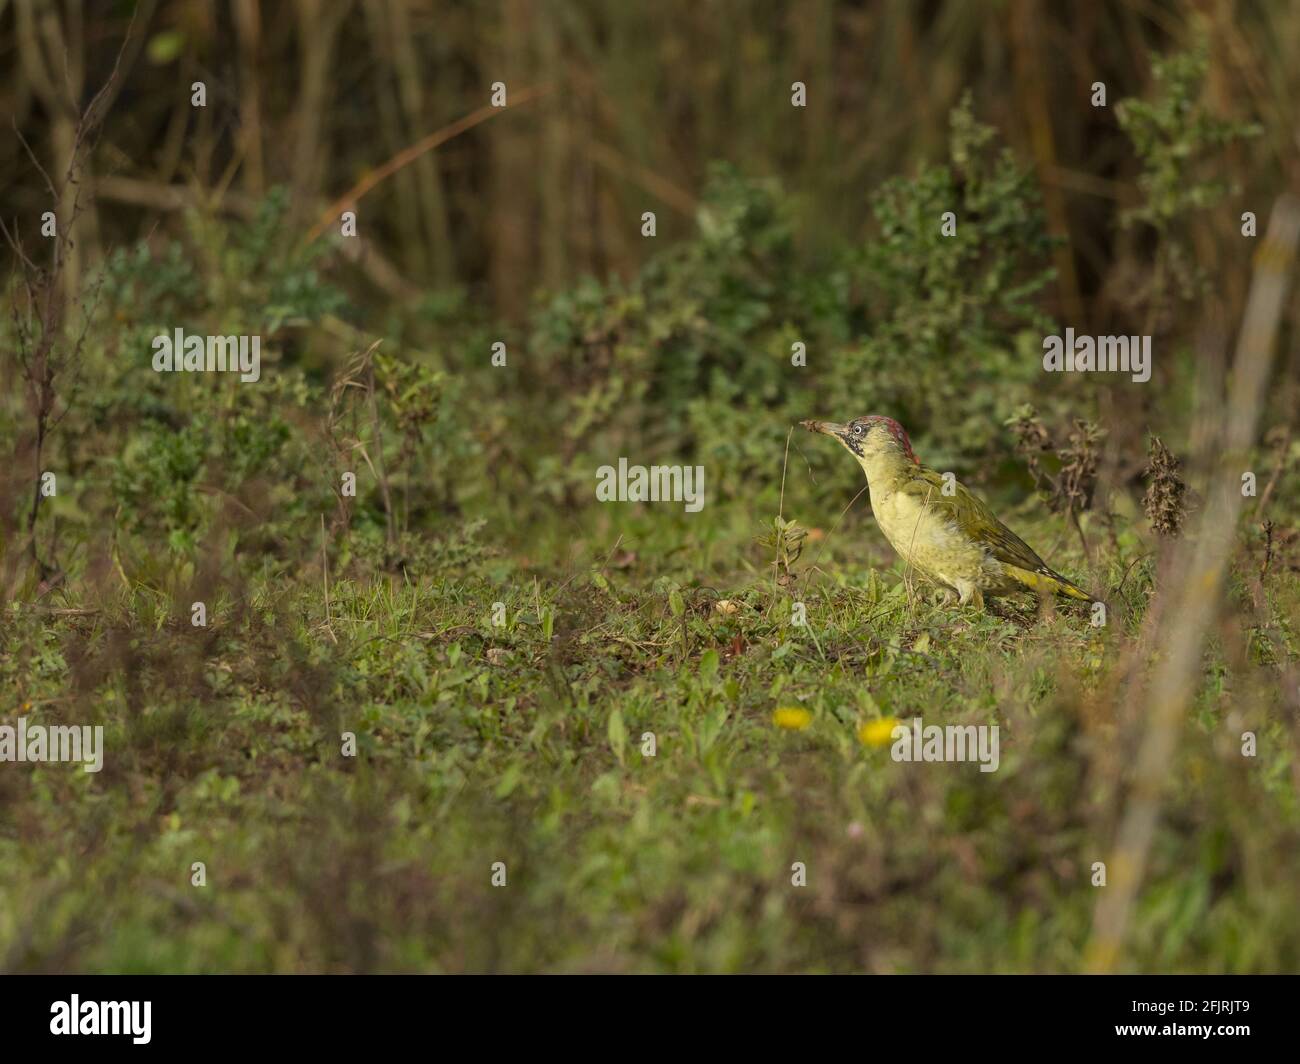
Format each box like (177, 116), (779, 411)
(851, 424), (864, 436)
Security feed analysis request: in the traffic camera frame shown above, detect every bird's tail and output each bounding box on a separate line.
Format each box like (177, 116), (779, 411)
(1010, 565), (1095, 602)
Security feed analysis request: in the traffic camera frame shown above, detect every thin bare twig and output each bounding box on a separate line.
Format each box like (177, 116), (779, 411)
(305, 84), (553, 244)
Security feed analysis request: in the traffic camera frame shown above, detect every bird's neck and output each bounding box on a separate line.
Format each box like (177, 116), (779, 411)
(856, 451), (914, 495)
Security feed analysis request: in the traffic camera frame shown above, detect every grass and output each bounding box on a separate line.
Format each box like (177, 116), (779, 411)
(3, 482), (1297, 973)
(2, 21), (1296, 975)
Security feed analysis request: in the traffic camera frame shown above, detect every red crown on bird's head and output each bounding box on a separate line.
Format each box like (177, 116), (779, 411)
(855, 416), (919, 465)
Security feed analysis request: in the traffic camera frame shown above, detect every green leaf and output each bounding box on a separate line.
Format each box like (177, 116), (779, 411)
(697, 705), (730, 753)
(607, 708), (627, 766)
(146, 30), (185, 65)
(700, 648), (720, 683)
(494, 761), (523, 799)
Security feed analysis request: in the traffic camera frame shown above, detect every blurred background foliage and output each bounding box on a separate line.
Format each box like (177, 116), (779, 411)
(2, 1), (1300, 975)
(3, 0), (1296, 573)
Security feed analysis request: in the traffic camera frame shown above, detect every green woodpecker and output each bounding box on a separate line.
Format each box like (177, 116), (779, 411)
(802, 415), (1093, 608)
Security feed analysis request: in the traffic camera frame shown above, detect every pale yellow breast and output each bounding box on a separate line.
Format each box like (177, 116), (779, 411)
(870, 487), (990, 586)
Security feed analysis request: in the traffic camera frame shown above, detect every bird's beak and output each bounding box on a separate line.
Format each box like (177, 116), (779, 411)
(800, 419), (848, 438)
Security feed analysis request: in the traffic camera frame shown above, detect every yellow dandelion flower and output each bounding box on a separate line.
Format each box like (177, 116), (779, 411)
(858, 717), (900, 748)
(772, 706), (813, 731)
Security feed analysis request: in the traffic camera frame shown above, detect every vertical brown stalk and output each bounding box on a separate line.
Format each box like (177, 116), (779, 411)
(15, 0), (92, 301)
(1009, 0), (1083, 327)
(233, 0), (265, 199)
(1086, 194), (1300, 973)
(389, 0), (455, 287)
(537, 5), (567, 292)
(489, 0), (536, 318)
(292, 0), (351, 221)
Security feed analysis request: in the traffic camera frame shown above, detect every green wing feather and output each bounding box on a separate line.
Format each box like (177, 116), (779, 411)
(897, 466), (1051, 572)
(895, 466), (1094, 602)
